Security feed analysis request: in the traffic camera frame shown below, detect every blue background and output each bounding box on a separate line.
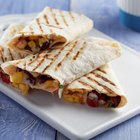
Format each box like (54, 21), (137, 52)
(0, 0), (140, 140)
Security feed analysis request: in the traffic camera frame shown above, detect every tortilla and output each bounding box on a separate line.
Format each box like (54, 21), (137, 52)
(8, 7), (93, 55)
(63, 64), (127, 108)
(0, 24), (26, 83)
(1, 37), (121, 95)
(0, 23), (26, 64)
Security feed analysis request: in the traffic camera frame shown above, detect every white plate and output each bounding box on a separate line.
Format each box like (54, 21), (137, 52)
(0, 14), (140, 140)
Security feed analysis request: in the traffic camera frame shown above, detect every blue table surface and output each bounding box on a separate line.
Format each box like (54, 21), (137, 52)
(0, 0), (140, 140)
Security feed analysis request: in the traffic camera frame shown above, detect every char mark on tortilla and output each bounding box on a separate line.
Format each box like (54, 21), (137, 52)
(41, 44), (66, 73)
(73, 41), (86, 60)
(8, 48), (14, 60)
(36, 18), (44, 33)
(43, 14), (53, 33)
(91, 71), (116, 86)
(97, 68), (107, 74)
(59, 10), (69, 27)
(86, 76), (115, 94)
(32, 57), (45, 71)
(0, 48), (4, 62)
(55, 41), (78, 71)
(69, 11), (75, 21)
(50, 7), (60, 26)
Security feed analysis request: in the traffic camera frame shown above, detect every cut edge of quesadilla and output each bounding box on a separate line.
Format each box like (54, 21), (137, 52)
(63, 64), (127, 108)
(8, 7), (93, 54)
(0, 24), (26, 84)
(1, 61), (62, 95)
(1, 36), (121, 95)
(8, 34), (67, 55)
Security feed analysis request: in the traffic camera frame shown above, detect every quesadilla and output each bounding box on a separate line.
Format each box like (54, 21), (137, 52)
(8, 7), (93, 55)
(63, 64), (127, 108)
(1, 37), (121, 95)
(0, 24), (25, 84)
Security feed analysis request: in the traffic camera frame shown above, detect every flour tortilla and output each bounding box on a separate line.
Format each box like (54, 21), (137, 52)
(2, 37), (121, 95)
(8, 7), (93, 54)
(0, 24), (25, 65)
(63, 64), (127, 108)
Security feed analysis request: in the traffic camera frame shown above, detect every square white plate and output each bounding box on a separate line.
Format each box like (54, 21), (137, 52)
(0, 14), (140, 140)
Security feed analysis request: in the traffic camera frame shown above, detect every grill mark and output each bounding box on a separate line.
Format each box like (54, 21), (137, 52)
(59, 10), (68, 26)
(32, 58), (45, 71)
(28, 50), (55, 65)
(43, 14), (53, 33)
(43, 48), (54, 54)
(55, 41), (78, 70)
(28, 54), (39, 65)
(41, 58), (56, 73)
(97, 68), (107, 74)
(86, 76), (115, 94)
(23, 61), (26, 69)
(42, 45), (66, 73)
(73, 41), (86, 60)
(4, 57), (7, 61)
(50, 8), (60, 26)
(0, 48), (4, 62)
(78, 80), (93, 89)
(29, 26), (34, 35)
(69, 12), (75, 21)
(39, 52), (55, 60)
(36, 18), (43, 33)
(91, 72), (116, 86)
(44, 14), (49, 24)
(73, 51), (80, 61)
(8, 48), (14, 60)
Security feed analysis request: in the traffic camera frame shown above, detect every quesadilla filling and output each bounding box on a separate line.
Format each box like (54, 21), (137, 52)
(10, 68), (59, 95)
(15, 36), (65, 53)
(63, 90), (121, 108)
(0, 68), (10, 84)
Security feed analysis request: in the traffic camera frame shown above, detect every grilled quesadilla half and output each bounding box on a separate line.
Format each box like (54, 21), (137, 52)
(0, 24), (25, 84)
(63, 64), (127, 108)
(1, 37), (121, 95)
(8, 7), (93, 55)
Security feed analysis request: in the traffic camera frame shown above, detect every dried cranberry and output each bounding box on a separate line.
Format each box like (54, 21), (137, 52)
(0, 68), (10, 84)
(1, 74), (10, 84)
(111, 96), (121, 107)
(99, 94), (108, 101)
(87, 92), (99, 107)
(40, 41), (51, 51)
(25, 45), (32, 51)
(38, 75), (47, 84)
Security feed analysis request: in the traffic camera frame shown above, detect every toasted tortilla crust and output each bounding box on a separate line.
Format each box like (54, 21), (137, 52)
(8, 7), (93, 54)
(63, 64), (127, 108)
(2, 37), (121, 87)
